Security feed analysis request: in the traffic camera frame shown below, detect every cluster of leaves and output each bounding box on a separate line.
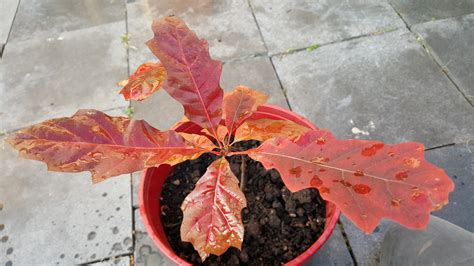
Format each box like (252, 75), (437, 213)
(7, 17), (454, 261)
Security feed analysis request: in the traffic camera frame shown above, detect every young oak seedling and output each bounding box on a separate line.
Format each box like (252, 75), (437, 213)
(7, 17), (454, 261)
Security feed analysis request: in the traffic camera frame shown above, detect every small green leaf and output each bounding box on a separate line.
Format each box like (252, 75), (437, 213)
(121, 33), (131, 46)
(123, 106), (134, 117)
(306, 43), (319, 52)
(384, 27), (397, 33)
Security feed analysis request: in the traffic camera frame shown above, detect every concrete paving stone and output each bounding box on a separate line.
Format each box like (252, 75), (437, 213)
(413, 14), (474, 105)
(126, 0), (266, 68)
(0, 137), (133, 265)
(389, 0), (474, 26)
(7, 0), (126, 43)
(88, 256), (131, 266)
(0, 0), (19, 48)
(425, 143), (474, 232)
(131, 55), (287, 131)
(221, 56), (289, 108)
(0, 21), (129, 132)
(131, 90), (184, 132)
(272, 29), (474, 148)
(307, 224), (354, 265)
(250, 0), (405, 55)
(134, 209), (173, 266)
(380, 215), (474, 265)
(132, 171), (140, 208)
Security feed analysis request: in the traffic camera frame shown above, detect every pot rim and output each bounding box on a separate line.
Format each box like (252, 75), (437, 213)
(139, 103), (341, 265)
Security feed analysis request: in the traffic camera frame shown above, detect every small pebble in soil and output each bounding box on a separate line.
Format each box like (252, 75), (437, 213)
(160, 141), (326, 265)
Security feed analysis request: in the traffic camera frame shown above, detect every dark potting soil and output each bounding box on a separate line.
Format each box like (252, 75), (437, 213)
(160, 141), (326, 265)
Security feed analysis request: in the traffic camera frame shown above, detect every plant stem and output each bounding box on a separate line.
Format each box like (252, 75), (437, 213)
(240, 156), (247, 191)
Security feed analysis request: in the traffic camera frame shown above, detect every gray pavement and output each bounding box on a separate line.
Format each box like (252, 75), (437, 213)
(1, 0), (473, 265)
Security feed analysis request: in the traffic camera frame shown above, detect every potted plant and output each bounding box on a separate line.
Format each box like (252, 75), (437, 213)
(7, 17), (454, 265)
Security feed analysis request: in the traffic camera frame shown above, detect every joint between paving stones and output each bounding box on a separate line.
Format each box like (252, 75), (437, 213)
(337, 220), (359, 266)
(78, 253), (133, 265)
(246, 0), (293, 111)
(0, 0), (21, 58)
(388, 1), (411, 30)
(413, 32), (473, 107)
(387, 2), (473, 107)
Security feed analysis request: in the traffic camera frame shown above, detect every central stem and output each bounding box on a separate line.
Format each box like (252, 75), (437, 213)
(240, 156), (247, 192)
(239, 156), (247, 191)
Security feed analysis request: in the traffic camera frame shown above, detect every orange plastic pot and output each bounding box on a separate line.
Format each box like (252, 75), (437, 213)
(139, 104), (341, 265)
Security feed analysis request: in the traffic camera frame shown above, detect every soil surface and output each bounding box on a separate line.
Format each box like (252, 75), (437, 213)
(160, 141), (326, 265)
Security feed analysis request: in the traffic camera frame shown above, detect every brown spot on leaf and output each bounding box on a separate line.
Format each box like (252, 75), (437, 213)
(395, 171), (408, 180)
(289, 166), (302, 177)
(354, 170), (364, 177)
(316, 137), (326, 144)
(391, 199), (401, 207)
(361, 143), (384, 156)
(353, 184), (371, 194)
(310, 175), (323, 187)
(404, 157), (421, 168)
(412, 191), (422, 201)
(319, 187), (330, 194)
(311, 156), (330, 165)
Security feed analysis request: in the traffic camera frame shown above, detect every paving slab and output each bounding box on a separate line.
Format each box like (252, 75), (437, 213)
(343, 214), (474, 265)
(380, 215), (474, 265)
(425, 143), (474, 232)
(132, 171), (140, 208)
(0, 21), (128, 132)
(250, 0), (405, 55)
(307, 224), (354, 265)
(134, 209), (173, 266)
(0, 0), (19, 49)
(389, 0), (474, 26)
(272, 29), (474, 148)
(126, 0), (266, 68)
(131, 55), (287, 131)
(89, 256), (131, 266)
(222, 56), (289, 108)
(413, 14), (474, 105)
(0, 137), (133, 265)
(7, 0), (126, 43)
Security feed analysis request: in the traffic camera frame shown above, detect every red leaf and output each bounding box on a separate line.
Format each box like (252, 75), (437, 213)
(7, 110), (215, 183)
(181, 157), (246, 261)
(233, 118), (311, 143)
(223, 86), (267, 136)
(119, 62), (167, 101)
(248, 130), (454, 233)
(146, 17), (223, 140)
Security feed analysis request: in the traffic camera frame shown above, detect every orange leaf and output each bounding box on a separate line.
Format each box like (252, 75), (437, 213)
(249, 130), (454, 233)
(147, 16), (223, 140)
(7, 110), (215, 183)
(223, 86), (267, 135)
(119, 62), (166, 101)
(201, 124), (229, 143)
(234, 118), (311, 143)
(181, 157), (246, 261)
